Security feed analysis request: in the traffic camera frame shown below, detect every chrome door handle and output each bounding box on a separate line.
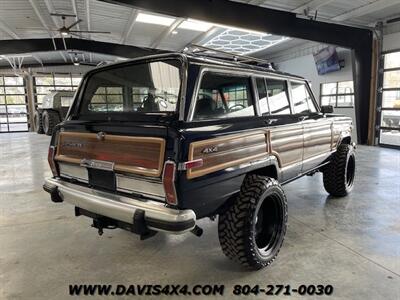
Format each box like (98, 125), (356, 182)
(298, 116), (308, 121)
(265, 118), (278, 125)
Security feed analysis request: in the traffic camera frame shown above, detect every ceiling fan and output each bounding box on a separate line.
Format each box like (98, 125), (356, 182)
(18, 13), (111, 37)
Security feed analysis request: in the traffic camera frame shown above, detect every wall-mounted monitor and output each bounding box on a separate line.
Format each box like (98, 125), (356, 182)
(313, 46), (341, 75)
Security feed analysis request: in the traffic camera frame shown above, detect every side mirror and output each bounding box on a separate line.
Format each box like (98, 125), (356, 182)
(321, 105), (334, 114)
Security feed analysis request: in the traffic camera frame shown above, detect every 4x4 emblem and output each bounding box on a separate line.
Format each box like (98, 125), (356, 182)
(202, 146), (218, 154)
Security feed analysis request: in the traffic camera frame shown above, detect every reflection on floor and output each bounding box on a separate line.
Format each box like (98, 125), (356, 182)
(0, 132), (399, 300)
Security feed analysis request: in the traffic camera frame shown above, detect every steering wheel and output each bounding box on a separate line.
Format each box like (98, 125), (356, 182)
(228, 104), (245, 112)
(155, 95), (168, 108)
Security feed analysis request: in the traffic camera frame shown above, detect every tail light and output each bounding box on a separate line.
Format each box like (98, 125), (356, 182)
(48, 146), (59, 176)
(162, 161), (177, 205)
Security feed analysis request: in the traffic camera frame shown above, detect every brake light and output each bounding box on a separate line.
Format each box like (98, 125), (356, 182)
(162, 161), (177, 205)
(48, 146), (59, 176)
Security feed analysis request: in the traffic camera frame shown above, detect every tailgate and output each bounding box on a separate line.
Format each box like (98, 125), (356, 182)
(55, 131), (166, 177)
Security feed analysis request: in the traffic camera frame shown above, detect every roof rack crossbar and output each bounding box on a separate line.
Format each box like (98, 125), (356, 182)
(184, 44), (272, 68)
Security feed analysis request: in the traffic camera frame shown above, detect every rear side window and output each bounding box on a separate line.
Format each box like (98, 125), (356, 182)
(256, 77), (269, 115)
(291, 81), (317, 114)
(193, 73), (255, 120)
(266, 78), (290, 115)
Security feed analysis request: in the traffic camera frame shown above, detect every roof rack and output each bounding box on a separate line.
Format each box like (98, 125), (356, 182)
(184, 44), (273, 69)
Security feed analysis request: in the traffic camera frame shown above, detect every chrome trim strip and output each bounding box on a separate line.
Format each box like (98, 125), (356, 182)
(116, 174), (165, 199)
(59, 163), (88, 182)
(45, 178), (196, 234)
(281, 150), (334, 172)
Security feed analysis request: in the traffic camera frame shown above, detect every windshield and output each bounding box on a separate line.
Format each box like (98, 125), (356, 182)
(79, 59), (182, 116)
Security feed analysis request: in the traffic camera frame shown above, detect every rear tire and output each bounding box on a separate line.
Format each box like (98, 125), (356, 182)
(33, 110), (44, 134)
(218, 175), (288, 270)
(42, 110), (60, 136)
(323, 144), (355, 197)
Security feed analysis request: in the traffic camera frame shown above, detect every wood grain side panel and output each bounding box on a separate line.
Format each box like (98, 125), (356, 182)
(187, 131), (270, 179)
(55, 132), (165, 177)
(270, 126), (303, 168)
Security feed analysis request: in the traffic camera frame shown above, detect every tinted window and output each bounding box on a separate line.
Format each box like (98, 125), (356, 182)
(193, 73), (255, 120)
(291, 81), (317, 114)
(80, 60), (181, 115)
(266, 79), (290, 115)
(256, 77), (269, 115)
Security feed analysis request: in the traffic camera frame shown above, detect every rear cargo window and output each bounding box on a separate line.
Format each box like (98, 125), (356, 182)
(79, 59), (181, 115)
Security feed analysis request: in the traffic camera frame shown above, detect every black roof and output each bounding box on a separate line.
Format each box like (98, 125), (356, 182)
(89, 52), (305, 80)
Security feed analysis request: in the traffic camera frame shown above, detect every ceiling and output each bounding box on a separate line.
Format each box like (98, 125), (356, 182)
(0, 0), (399, 69)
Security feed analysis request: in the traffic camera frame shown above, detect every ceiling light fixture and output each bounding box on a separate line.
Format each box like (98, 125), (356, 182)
(203, 29), (288, 55)
(178, 19), (213, 32)
(136, 12), (175, 26)
(171, 30), (178, 35)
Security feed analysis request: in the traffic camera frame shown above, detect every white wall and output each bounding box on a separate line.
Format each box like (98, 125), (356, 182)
(275, 49), (357, 140)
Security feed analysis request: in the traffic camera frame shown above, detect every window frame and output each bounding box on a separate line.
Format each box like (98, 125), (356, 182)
(288, 79), (319, 115)
(319, 80), (355, 108)
(264, 77), (292, 116)
(73, 57), (184, 119)
(34, 73), (82, 108)
(189, 68), (257, 122)
(377, 49), (400, 148)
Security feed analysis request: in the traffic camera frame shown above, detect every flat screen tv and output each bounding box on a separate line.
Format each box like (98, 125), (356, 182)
(313, 46), (341, 75)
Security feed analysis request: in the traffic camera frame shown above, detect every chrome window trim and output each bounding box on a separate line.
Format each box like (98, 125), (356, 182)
(187, 67), (260, 122)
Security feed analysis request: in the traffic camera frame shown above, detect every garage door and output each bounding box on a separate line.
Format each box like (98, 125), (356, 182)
(378, 51), (400, 148)
(0, 76), (29, 133)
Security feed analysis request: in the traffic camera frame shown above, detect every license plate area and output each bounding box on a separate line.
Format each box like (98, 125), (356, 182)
(88, 169), (116, 191)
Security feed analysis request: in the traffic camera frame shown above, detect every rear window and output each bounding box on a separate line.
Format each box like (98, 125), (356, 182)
(79, 59), (181, 115)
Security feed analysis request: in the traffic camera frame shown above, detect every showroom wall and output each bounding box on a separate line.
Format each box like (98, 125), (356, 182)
(275, 48), (357, 140)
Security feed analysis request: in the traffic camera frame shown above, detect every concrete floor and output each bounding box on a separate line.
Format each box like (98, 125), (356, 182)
(0, 132), (399, 300)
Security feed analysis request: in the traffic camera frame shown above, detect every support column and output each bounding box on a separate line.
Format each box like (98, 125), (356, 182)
(25, 71), (35, 132)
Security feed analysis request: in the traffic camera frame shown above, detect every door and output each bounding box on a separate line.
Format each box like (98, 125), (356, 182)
(256, 77), (304, 181)
(377, 51), (400, 148)
(289, 80), (332, 172)
(0, 76), (29, 133)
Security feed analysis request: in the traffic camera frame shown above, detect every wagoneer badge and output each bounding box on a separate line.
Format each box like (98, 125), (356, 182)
(97, 131), (106, 141)
(201, 146), (218, 154)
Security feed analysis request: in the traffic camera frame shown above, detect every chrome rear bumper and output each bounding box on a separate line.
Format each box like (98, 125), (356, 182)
(43, 177), (196, 234)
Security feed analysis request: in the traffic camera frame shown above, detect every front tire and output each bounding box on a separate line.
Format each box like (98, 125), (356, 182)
(42, 110), (60, 136)
(323, 144), (356, 197)
(218, 175), (288, 270)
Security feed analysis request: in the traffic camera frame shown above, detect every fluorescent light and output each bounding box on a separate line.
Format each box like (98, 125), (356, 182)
(171, 30), (178, 35)
(178, 19), (213, 32)
(136, 13), (175, 26)
(73, 62), (80, 66)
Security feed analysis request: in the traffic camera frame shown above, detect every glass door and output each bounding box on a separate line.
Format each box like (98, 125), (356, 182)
(0, 75), (28, 133)
(378, 51), (400, 148)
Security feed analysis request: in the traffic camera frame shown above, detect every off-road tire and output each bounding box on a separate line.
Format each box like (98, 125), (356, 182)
(42, 110), (60, 136)
(218, 175), (288, 270)
(323, 144), (355, 197)
(33, 110), (44, 134)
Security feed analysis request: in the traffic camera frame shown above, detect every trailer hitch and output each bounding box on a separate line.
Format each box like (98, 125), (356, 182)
(91, 217), (117, 236)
